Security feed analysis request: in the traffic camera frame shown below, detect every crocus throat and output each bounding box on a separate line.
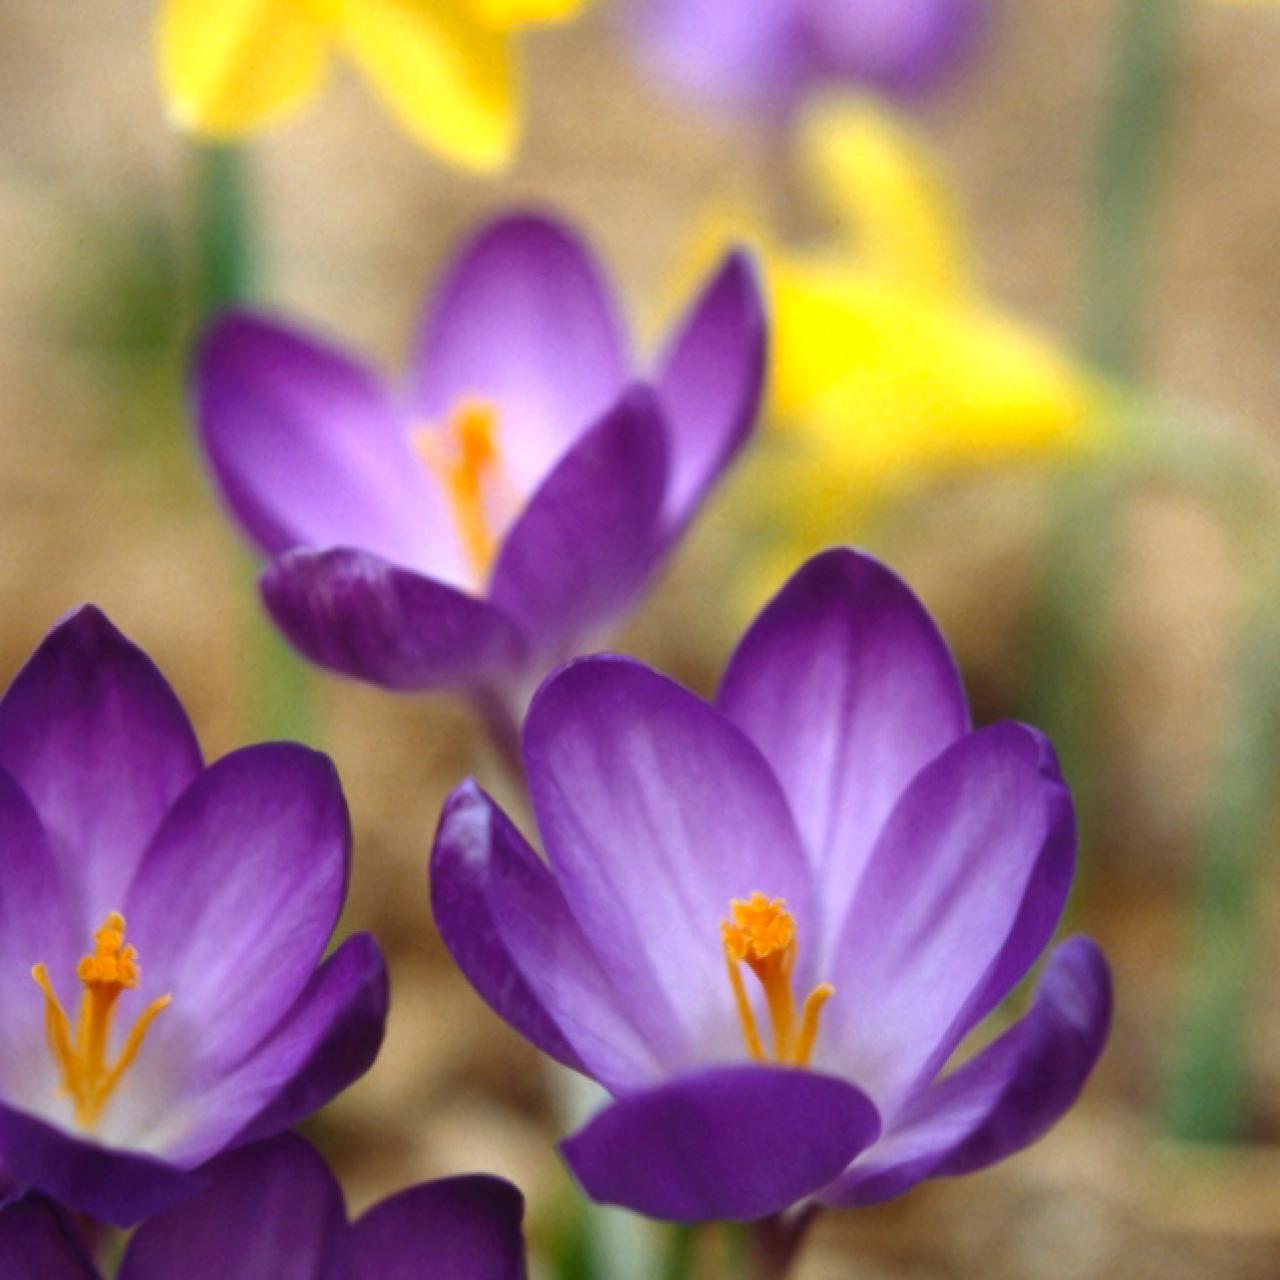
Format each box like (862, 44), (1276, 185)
(31, 912), (171, 1131)
(721, 893), (834, 1067)
(412, 399), (508, 581)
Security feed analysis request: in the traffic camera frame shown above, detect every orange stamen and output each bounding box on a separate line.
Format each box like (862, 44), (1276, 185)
(721, 893), (833, 1067)
(32, 911), (171, 1130)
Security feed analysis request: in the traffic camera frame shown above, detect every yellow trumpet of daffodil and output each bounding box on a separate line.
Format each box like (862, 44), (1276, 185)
(690, 96), (1100, 595)
(157, 0), (590, 170)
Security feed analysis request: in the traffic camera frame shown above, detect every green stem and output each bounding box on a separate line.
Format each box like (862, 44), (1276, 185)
(1079, 0), (1187, 379)
(1164, 568), (1280, 1143)
(660, 1225), (698, 1280)
(194, 143), (314, 744)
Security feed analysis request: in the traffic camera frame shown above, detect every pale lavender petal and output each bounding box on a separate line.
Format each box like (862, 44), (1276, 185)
(562, 1065), (880, 1221)
(262, 549), (528, 693)
(351, 1175), (526, 1280)
(822, 938), (1111, 1207)
(718, 549), (968, 954)
(823, 724), (1075, 1112)
(412, 215), (629, 494)
(0, 607), (201, 934)
(523, 658), (813, 1068)
(194, 313), (459, 576)
(0, 1197), (100, 1279)
(119, 1135), (348, 1280)
(126, 744), (349, 1074)
(489, 388), (668, 661)
(0, 1103), (196, 1226)
(656, 250), (765, 531)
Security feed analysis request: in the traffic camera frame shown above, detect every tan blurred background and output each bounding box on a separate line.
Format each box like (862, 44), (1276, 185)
(3, 1), (1280, 1275)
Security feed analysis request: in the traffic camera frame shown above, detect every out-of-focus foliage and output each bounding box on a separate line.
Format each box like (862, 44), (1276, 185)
(156, 0), (592, 170)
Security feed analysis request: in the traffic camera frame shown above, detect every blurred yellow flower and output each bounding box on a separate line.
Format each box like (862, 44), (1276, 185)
(694, 97), (1099, 587)
(158, 0), (590, 170)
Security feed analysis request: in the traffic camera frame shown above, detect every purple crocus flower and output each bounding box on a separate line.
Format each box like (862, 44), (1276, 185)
(0, 1134), (526, 1279)
(0, 608), (388, 1226)
(631, 0), (982, 116)
(193, 213), (765, 714)
(431, 548), (1112, 1222)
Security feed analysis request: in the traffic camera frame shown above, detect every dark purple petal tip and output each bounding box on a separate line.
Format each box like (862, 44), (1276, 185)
(561, 1066), (880, 1222)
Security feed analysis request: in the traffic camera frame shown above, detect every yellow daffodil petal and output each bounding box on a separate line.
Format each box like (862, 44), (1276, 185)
(799, 95), (972, 297)
(470, 0), (591, 30)
(330, 0), (517, 172)
(158, 0), (330, 137)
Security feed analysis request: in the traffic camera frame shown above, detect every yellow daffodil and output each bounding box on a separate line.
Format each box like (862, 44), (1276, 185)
(157, 0), (590, 170)
(686, 96), (1100, 598)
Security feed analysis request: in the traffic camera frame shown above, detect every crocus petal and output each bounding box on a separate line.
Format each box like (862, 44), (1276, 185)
(824, 723), (1075, 1111)
(0, 1103), (196, 1226)
(0, 768), (77, 1094)
(125, 744), (349, 1075)
(331, 0), (516, 171)
(194, 313), (463, 580)
(0, 1196), (100, 1280)
(412, 214), (629, 491)
(489, 388), (668, 660)
(158, 0), (330, 137)
(433, 784), (666, 1091)
(351, 1175), (526, 1280)
(118, 1135), (348, 1280)
(182, 933), (388, 1165)
(656, 250), (766, 531)
(0, 607), (202, 934)
(261, 549), (528, 693)
(524, 658), (814, 1067)
(821, 937), (1112, 1208)
(562, 1065), (880, 1222)
(717, 549), (968, 950)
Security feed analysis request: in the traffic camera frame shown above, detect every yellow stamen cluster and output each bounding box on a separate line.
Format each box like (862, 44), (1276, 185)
(412, 399), (506, 580)
(721, 893), (834, 1067)
(31, 912), (171, 1131)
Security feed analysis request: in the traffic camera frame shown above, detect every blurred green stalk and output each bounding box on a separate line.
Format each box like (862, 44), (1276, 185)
(1165, 574), (1280, 1143)
(195, 144), (315, 745)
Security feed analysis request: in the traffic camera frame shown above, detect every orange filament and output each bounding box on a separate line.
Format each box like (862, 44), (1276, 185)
(722, 893), (834, 1067)
(31, 911), (171, 1131)
(412, 399), (505, 580)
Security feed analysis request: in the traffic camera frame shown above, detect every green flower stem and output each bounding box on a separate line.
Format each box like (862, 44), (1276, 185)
(659, 1225), (698, 1280)
(194, 143), (315, 745)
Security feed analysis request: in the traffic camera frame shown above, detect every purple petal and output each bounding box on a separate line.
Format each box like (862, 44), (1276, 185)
(125, 744), (349, 1075)
(523, 658), (813, 1068)
(436, 784), (667, 1091)
(717, 549), (969, 952)
(656, 250), (766, 530)
(0, 1102), (196, 1226)
(261, 549), (528, 693)
(0, 767), (78, 1092)
(351, 1175), (526, 1280)
(194, 313), (461, 578)
(119, 1135), (349, 1280)
(562, 1065), (880, 1221)
(169, 934), (387, 1167)
(489, 388), (668, 661)
(412, 214), (629, 494)
(0, 607), (201, 934)
(0, 1197), (100, 1279)
(822, 937), (1112, 1207)
(824, 723), (1076, 1112)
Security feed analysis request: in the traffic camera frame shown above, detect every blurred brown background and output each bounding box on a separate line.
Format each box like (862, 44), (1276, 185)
(3, 1), (1280, 1275)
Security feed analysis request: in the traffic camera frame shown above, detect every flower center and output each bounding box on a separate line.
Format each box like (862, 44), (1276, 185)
(31, 912), (171, 1131)
(721, 893), (834, 1067)
(411, 399), (510, 582)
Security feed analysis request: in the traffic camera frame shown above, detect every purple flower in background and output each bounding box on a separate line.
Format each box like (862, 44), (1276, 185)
(432, 548), (1111, 1222)
(0, 608), (387, 1226)
(0, 1134), (526, 1279)
(632, 0), (982, 115)
(194, 213), (766, 710)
